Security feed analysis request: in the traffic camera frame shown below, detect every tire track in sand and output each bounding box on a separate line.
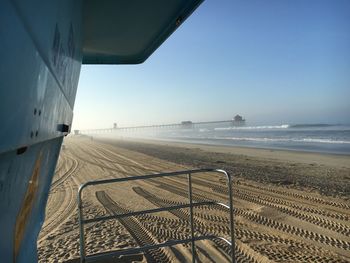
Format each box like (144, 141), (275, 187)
(95, 191), (174, 263)
(133, 186), (348, 263)
(39, 156), (80, 242)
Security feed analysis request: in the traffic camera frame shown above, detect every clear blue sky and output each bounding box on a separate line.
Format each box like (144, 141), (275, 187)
(73, 0), (350, 130)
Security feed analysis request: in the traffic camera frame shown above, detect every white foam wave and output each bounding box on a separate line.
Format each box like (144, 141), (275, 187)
(215, 124), (290, 131)
(299, 138), (350, 144)
(221, 137), (350, 144)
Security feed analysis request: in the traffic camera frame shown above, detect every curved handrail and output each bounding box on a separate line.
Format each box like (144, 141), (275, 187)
(77, 168), (235, 263)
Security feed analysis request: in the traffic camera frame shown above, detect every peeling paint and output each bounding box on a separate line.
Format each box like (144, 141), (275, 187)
(13, 153), (41, 262)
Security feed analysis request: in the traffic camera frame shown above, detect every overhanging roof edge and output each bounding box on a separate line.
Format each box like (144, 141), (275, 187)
(82, 0), (204, 65)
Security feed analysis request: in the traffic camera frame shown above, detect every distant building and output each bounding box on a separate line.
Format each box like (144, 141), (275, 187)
(113, 123), (118, 129)
(234, 115), (244, 122)
(181, 121), (194, 128)
(74, 130), (80, 135)
(233, 115), (245, 125)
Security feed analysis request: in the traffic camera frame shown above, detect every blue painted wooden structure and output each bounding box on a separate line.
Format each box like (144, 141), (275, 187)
(0, 1), (203, 262)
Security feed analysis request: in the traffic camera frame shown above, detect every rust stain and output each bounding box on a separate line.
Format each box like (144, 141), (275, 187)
(13, 153), (42, 262)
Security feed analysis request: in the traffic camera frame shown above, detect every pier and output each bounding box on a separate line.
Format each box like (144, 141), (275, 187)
(75, 117), (245, 135)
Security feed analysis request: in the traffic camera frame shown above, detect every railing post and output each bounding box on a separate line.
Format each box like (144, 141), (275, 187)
(78, 188), (86, 263)
(226, 172), (235, 263)
(77, 169), (235, 262)
(187, 173), (196, 262)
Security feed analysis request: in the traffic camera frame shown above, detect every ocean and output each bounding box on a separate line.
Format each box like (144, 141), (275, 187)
(153, 124), (350, 155)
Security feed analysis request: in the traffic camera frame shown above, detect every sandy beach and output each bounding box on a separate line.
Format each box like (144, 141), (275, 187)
(37, 136), (350, 262)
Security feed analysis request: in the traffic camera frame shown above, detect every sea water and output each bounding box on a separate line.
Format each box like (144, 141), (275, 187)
(155, 124), (350, 155)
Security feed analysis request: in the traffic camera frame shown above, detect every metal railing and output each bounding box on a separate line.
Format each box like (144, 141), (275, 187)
(77, 168), (235, 262)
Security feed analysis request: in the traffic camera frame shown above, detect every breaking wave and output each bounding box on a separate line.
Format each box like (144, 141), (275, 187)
(222, 137), (350, 144)
(214, 123), (339, 131)
(215, 124), (290, 130)
(289, 124), (335, 128)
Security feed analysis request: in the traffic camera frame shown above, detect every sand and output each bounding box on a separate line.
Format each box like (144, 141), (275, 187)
(37, 136), (350, 262)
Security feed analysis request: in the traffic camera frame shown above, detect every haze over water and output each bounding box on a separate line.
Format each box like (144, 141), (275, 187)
(117, 123), (350, 155)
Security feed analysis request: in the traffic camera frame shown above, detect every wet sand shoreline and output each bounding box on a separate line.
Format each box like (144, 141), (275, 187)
(96, 137), (350, 198)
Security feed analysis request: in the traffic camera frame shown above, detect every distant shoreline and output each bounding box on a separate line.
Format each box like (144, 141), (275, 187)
(78, 123), (350, 155)
(91, 135), (350, 168)
(93, 136), (350, 198)
(153, 136), (350, 155)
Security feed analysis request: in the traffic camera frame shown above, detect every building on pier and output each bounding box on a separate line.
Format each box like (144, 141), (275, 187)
(233, 115), (245, 125)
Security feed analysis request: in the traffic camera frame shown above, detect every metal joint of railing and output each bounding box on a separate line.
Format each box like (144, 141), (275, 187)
(77, 168), (235, 263)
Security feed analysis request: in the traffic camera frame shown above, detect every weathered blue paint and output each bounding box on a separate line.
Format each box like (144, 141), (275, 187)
(0, 0), (82, 262)
(0, 138), (63, 262)
(0, 0), (203, 262)
(0, 0), (83, 154)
